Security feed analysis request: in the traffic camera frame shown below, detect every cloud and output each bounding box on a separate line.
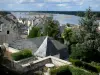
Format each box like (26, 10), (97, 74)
(0, 0), (35, 4)
(72, 0), (84, 5)
(0, 0), (100, 11)
(57, 4), (67, 7)
(37, 3), (44, 7)
(45, 0), (73, 2)
(45, 0), (61, 2)
(18, 0), (35, 4)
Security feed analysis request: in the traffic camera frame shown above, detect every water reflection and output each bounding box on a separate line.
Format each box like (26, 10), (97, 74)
(53, 14), (81, 25)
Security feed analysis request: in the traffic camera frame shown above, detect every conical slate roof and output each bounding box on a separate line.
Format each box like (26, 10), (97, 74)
(34, 36), (58, 57)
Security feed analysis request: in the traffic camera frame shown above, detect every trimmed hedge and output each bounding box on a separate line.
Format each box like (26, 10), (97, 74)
(50, 66), (97, 75)
(69, 58), (100, 73)
(50, 66), (71, 75)
(11, 49), (33, 61)
(90, 62), (100, 72)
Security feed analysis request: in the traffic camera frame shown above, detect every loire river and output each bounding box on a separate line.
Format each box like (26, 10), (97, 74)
(12, 12), (81, 25)
(53, 14), (81, 25)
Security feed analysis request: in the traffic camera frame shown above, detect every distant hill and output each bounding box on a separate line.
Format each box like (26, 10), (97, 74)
(0, 11), (11, 16)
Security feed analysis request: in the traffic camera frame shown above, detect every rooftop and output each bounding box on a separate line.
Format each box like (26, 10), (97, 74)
(9, 36), (68, 59)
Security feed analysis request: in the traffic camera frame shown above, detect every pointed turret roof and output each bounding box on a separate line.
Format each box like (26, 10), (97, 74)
(34, 36), (58, 57)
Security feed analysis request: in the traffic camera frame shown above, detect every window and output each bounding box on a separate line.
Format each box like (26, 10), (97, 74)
(7, 30), (10, 34)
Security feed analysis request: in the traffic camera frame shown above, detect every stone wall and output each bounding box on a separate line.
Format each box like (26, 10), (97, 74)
(22, 58), (52, 72)
(2, 56), (71, 74)
(2, 58), (23, 73)
(0, 35), (7, 44)
(21, 56), (71, 73)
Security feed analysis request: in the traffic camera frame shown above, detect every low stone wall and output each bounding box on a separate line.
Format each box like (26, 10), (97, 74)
(21, 56), (71, 73)
(51, 56), (71, 66)
(15, 56), (36, 65)
(2, 58), (23, 73)
(22, 58), (52, 72)
(2, 56), (71, 74)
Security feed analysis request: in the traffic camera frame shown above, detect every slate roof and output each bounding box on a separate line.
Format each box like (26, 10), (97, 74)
(34, 36), (58, 57)
(9, 36), (67, 56)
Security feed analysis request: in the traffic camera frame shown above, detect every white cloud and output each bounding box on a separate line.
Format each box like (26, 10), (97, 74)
(18, 0), (35, 4)
(37, 3), (44, 7)
(0, 0), (16, 3)
(73, 0), (84, 5)
(0, 0), (35, 4)
(45, 0), (72, 2)
(45, 0), (84, 6)
(45, 0), (61, 2)
(61, 0), (71, 2)
(57, 4), (67, 7)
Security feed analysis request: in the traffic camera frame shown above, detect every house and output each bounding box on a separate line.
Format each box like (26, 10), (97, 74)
(0, 11), (30, 44)
(0, 12), (20, 44)
(9, 36), (68, 60)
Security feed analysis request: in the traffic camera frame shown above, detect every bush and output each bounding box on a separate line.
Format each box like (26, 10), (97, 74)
(90, 61), (100, 72)
(69, 58), (83, 67)
(50, 65), (97, 75)
(34, 71), (43, 75)
(11, 49), (33, 61)
(90, 61), (100, 66)
(69, 59), (99, 73)
(50, 66), (72, 75)
(69, 66), (97, 75)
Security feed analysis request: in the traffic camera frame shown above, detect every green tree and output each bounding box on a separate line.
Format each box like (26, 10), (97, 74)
(28, 26), (41, 38)
(70, 7), (100, 62)
(62, 27), (73, 46)
(67, 23), (71, 27)
(43, 18), (60, 40)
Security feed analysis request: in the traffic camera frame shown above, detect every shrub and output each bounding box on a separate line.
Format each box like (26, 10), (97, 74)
(50, 65), (97, 75)
(11, 49), (33, 61)
(34, 71), (43, 75)
(90, 61), (100, 72)
(69, 58), (83, 67)
(50, 67), (58, 75)
(83, 62), (98, 73)
(69, 66), (97, 75)
(50, 66), (72, 75)
(69, 59), (99, 73)
(90, 61), (100, 66)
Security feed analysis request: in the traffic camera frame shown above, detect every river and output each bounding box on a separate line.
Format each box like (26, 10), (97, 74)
(12, 12), (81, 26)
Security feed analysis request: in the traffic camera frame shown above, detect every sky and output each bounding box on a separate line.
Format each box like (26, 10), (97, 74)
(0, 0), (100, 11)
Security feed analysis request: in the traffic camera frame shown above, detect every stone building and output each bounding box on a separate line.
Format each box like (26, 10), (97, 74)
(0, 12), (20, 44)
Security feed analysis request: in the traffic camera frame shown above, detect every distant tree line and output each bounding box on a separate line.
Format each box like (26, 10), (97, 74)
(35, 11), (100, 17)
